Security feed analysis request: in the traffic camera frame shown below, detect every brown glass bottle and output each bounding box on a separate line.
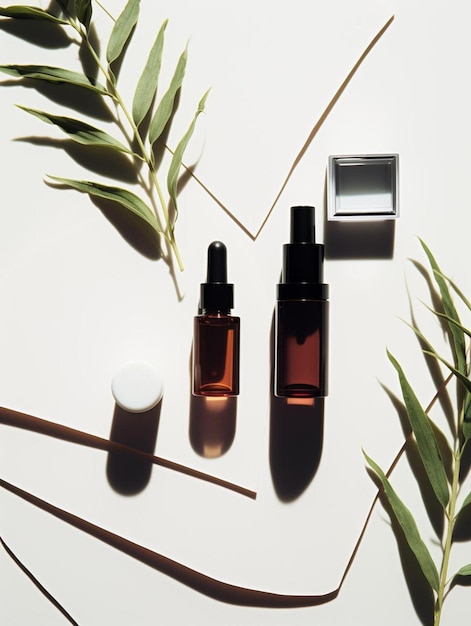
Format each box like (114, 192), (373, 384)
(193, 242), (240, 397)
(275, 206), (329, 399)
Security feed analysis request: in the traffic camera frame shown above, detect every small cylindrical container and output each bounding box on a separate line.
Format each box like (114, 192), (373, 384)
(275, 206), (329, 399)
(193, 241), (240, 396)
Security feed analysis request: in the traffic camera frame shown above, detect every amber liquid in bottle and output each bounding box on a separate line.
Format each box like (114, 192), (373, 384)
(193, 241), (240, 397)
(275, 299), (328, 398)
(193, 314), (240, 396)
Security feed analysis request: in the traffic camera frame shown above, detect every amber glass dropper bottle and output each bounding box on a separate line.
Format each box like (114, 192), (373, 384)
(193, 241), (240, 396)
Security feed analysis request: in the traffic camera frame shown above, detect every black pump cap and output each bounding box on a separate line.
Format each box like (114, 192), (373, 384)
(200, 241), (234, 312)
(278, 206), (328, 300)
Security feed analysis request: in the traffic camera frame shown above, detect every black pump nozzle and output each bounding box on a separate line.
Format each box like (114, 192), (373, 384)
(291, 206), (315, 244)
(200, 241), (234, 313)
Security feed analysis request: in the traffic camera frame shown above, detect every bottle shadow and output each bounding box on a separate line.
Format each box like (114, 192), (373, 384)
(269, 313), (324, 501)
(269, 396), (324, 502)
(106, 402), (162, 495)
(189, 395), (237, 459)
(188, 334), (238, 459)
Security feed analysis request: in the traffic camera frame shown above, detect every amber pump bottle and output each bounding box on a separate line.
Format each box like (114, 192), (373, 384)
(275, 206), (329, 399)
(193, 241), (240, 397)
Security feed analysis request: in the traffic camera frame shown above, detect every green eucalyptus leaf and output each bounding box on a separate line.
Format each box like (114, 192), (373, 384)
(0, 5), (68, 23)
(0, 64), (108, 95)
(451, 564), (471, 585)
(401, 317), (440, 360)
(388, 350), (450, 508)
(149, 45), (187, 145)
(74, 0), (92, 29)
(420, 239), (467, 375)
(423, 350), (471, 396)
(433, 270), (471, 312)
(132, 19), (168, 127)
(46, 176), (159, 231)
(364, 450), (440, 591)
(460, 490), (471, 512)
(106, 0), (140, 65)
(401, 318), (471, 443)
(167, 89), (209, 224)
(423, 305), (471, 339)
(17, 105), (132, 154)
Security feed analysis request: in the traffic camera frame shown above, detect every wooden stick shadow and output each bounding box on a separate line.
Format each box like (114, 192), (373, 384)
(0, 406), (256, 499)
(1, 377), (441, 619)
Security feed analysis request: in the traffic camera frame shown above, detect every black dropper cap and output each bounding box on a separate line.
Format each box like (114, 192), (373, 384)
(200, 241), (234, 313)
(278, 206), (328, 300)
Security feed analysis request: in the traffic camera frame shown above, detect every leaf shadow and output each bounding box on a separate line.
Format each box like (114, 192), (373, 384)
(0, 16), (72, 49)
(453, 501), (471, 543)
(367, 467), (435, 626)
(459, 436), (471, 483)
(450, 574), (471, 591)
(15, 136), (138, 184)
(89, 195), (162, 261)
(0, 4), (101, 86)
(381, 384), (448, 540)
(42, 174), (162, 260)
(79, 22), (100, 84)
(1, 78), (113, 121)
(167, 159), (200, 226)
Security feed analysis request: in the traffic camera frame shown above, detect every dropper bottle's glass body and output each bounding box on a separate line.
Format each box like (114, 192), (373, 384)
(193, 242), (240, 397)
(193, 313), (240, 396)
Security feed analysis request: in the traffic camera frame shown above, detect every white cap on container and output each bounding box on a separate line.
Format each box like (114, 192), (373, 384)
(111, 360), (164, 412)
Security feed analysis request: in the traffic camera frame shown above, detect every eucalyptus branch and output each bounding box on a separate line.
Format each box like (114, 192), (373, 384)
(0, 0), (208, 275)
(74, 18), (169, 235)
(364, 240), (471, 626)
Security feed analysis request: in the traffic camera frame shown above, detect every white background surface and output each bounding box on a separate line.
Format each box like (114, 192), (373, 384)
(1, 0), (471, 624)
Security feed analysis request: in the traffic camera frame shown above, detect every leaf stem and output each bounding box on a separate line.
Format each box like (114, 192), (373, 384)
(434, 361), (469, 625)
(94, 1), (116, 23)
(434, 447), (460, 625)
